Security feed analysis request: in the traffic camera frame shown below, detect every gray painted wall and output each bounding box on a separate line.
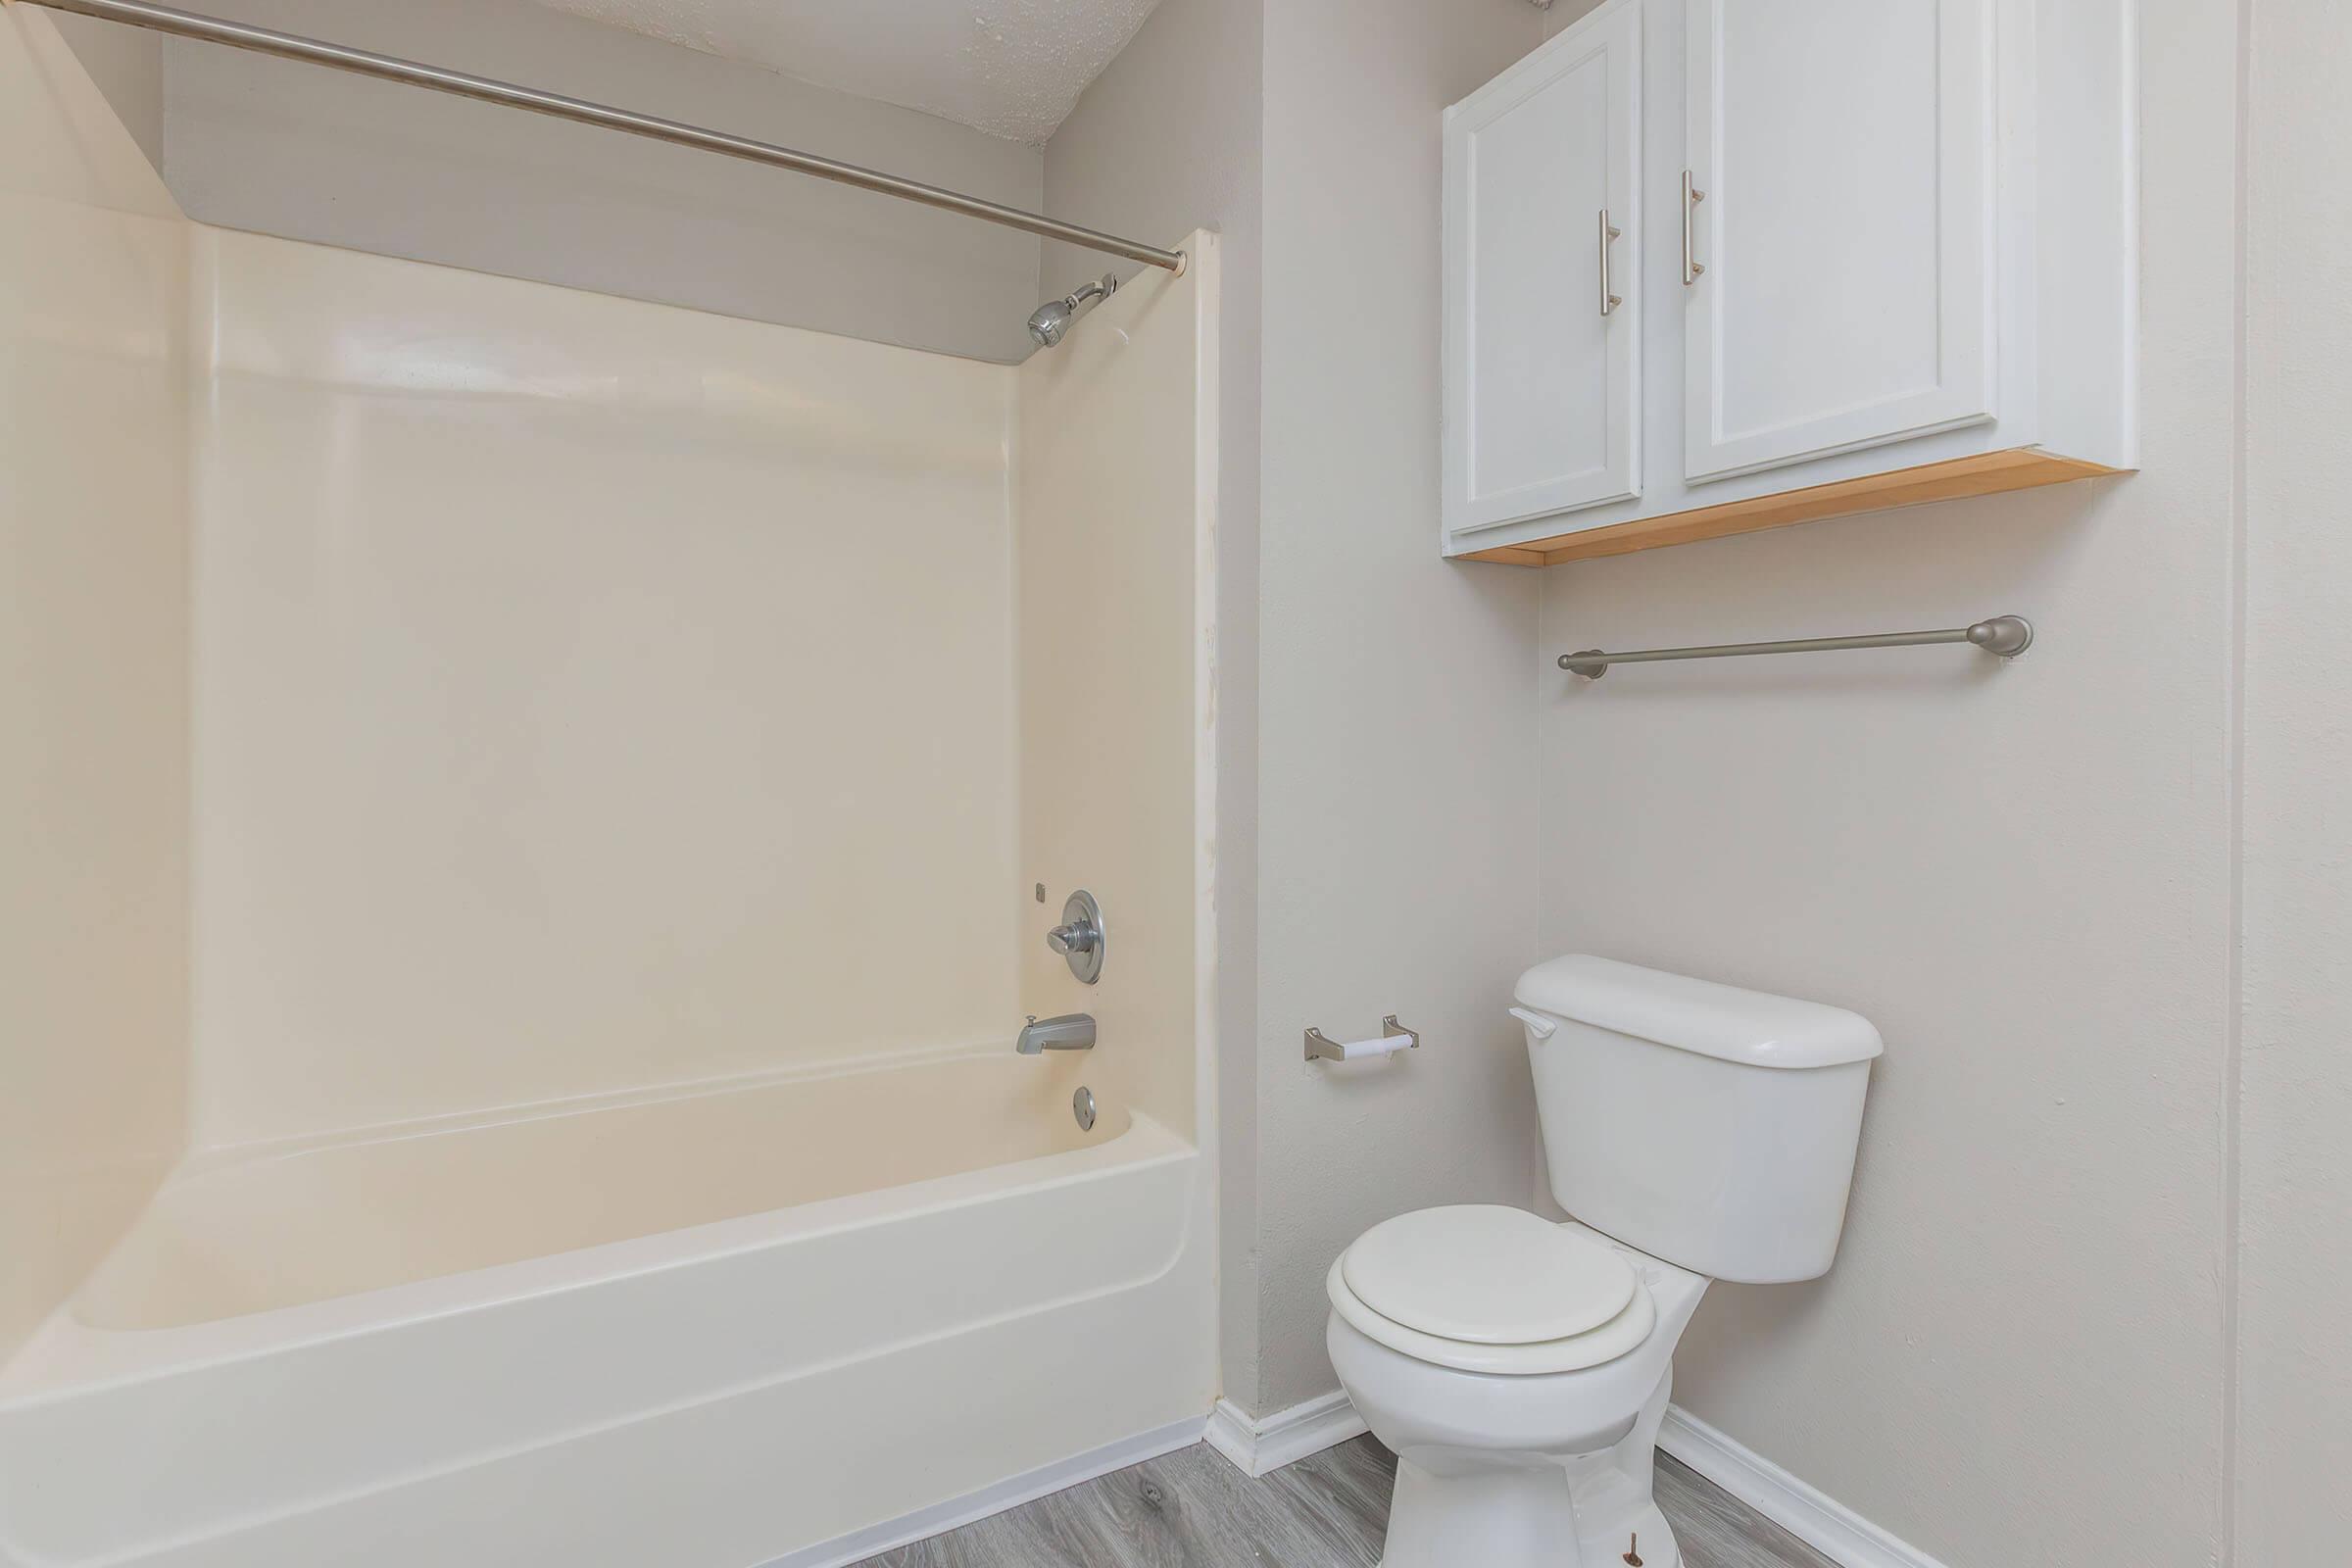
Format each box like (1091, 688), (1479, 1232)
(2240, 0), (2352, 1559)
(51, 10), (162, 169)
(1528, 1), (2236, 1564)
(1520, 0), (2349, 1561)
(150, 0), (1049, 362)
(1250, 0), (1545, 1414)
(1054, 7), (2348, 1568)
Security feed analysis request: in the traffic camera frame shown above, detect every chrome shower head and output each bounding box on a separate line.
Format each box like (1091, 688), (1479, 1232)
(1026, 299), (1074, 348)
(1027, 273), (1118, 349)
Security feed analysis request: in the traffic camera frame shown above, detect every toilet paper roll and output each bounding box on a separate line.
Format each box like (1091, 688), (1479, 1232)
(1331, 1033), (1412, 1061)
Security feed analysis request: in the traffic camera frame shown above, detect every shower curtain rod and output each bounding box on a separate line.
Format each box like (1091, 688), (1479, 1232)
(19, 0), (1188, 273)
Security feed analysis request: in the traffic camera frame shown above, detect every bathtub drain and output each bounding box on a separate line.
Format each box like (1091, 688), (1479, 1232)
(1073, 1086), (1098, 1133)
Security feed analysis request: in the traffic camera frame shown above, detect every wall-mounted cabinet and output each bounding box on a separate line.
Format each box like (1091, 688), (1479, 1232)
(1444, 0), (1643, 529)
(1442, 0), (2136, 566)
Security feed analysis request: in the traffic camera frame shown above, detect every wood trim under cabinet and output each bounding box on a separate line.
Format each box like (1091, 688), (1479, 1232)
(1456, 447), (2123, 567)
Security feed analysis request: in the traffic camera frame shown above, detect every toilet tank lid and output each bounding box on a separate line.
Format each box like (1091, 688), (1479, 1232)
(1515, 956), (1884, 1069)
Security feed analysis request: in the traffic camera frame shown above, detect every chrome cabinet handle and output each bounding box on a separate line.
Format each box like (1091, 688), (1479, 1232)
(1597, 209), (1622, 318)
(1682, 170), (1706, 285)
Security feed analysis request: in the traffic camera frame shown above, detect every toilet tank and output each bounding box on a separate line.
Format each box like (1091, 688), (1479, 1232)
(1516, 956), (1883, 1284)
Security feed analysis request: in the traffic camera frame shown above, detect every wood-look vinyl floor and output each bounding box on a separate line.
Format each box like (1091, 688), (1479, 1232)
(853, 1437), (1838, 1568)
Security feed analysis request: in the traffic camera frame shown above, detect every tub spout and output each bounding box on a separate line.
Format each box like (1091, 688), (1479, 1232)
(1017, 1013), (1096, 1054)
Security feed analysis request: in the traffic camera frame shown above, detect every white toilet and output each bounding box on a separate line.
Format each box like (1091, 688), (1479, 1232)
(1325, 956), (1883, 1568)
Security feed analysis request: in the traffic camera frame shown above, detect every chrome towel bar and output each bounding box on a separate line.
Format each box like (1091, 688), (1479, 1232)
(1559, 615), (2033, 680)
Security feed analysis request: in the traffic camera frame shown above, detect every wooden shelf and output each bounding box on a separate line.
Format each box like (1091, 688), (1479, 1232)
(1456, 448), (2123, 568)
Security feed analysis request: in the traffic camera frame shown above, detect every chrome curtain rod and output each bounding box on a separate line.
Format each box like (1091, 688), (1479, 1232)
(22, 0), (1187, 272)
(1558, 616), (2034, 679)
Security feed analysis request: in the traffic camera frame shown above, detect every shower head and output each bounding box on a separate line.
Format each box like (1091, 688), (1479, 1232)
(1027, 273), (1118, 349)
(1026, 299), (1075, 349)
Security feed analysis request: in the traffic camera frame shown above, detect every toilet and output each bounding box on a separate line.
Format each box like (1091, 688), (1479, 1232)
(1325, 956), (1883, 1568)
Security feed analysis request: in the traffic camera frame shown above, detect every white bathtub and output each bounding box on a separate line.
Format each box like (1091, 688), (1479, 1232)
(0, 1050), (1214, 1568)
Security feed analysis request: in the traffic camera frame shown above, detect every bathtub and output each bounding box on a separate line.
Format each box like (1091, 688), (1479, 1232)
(0, 1050), (1215, 1568)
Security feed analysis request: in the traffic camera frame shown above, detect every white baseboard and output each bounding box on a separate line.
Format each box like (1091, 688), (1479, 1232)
(1203, 1390), (1369, 1478)
(764, 1414), (1208, 1568)
(1658, 1405), (1948, 1568)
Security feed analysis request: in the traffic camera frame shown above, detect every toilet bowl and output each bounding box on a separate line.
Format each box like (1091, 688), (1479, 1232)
(1325, 1208), (1708, 1568)
(1322, 956), (1883, 1568)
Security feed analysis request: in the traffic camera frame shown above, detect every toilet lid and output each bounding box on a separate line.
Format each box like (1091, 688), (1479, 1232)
(1327, 1258), (1655, 1376)
(1340, 1205), (1637, 1346)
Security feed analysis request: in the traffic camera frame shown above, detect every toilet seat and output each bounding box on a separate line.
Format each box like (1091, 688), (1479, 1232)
(1328, 1206), (1657, 1376)
(1344, 1206), (1636, 1343)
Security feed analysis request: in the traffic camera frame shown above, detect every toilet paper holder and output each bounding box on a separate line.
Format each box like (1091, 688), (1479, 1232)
(1304, 1014), (1419, 1063)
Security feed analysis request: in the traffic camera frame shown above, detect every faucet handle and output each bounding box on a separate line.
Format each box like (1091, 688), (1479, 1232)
(1046, 890), (1105, 984)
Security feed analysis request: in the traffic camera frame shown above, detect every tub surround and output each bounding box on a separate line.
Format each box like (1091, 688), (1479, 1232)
(0, 3), (192, 1367)
(1015, 249), (1219, 1146)
(77, 1052), (1127, 1331)
(1, 15), (1218, 1563)
(189, 224), (1022, 1150)
(0, 231), (1221, 1562)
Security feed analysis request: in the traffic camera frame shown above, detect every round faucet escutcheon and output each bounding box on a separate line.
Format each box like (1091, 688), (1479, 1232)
(1048, 890), (1105, 984)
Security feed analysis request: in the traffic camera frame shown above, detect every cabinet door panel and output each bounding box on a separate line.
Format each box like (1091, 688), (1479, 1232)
(1684, 0), (1995, 482)
(1445, 0), (1641, 536)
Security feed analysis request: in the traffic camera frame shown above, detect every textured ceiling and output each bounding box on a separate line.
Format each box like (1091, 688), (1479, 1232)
(530, 0), (1164, 145)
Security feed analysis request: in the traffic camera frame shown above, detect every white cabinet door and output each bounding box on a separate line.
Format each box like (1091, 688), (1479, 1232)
(1444, 0), (1642, 537)
(1683, 0), (1997, 483)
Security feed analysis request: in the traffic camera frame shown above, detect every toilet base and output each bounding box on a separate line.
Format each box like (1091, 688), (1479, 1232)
(1378, 1455), (1678, 1568)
